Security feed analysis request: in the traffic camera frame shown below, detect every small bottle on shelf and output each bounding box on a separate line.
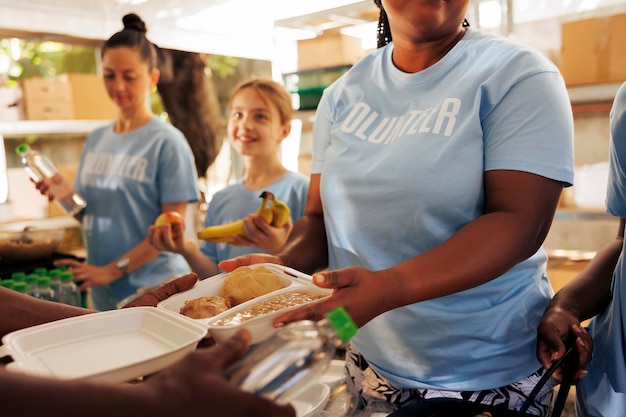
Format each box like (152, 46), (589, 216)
(25, 273), (39, 296)
(57, 271), (81, 307)
(15, 143), (87, 216)
(225, 306), (358, 405)
(48, 269), (63, 298)
(33, 276), (55, 302)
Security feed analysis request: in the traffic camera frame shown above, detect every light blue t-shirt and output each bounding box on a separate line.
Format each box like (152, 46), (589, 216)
(577, 81), (626, 417)
(75, 117), (199, 310)
(200, 171), (309, 271)
(311, 29), (574, 390)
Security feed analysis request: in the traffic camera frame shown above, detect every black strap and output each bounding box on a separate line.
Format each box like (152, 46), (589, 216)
(516, 344), (578, 417)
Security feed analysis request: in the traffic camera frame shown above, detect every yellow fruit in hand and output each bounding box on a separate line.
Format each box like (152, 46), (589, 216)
(197, 191), (276, 243)
(155, 211), (185, 239)
(270, 197), (291, 228)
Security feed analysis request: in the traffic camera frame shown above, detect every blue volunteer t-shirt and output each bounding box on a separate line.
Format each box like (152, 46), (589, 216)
(75, 117), (199, 310)
(311, 28), (574, 390)
(577, 81), (626, 417)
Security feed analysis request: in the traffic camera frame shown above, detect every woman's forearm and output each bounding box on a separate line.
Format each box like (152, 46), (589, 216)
(277, 213), (328, 275)
(550, 237), (620, 321)
(0, 287), (92, 338)
(181, 241), (219, 279)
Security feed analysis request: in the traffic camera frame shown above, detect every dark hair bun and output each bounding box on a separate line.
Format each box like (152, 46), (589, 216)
(122, 13), (147, 33)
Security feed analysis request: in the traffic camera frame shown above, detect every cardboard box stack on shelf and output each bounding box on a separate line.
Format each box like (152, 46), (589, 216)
(21, 75), (74, 120)
(18, 73), (116, 121)
(560, 13), (626, 86)
(290, 31), (365, 111)
(297, 31), (365, 71)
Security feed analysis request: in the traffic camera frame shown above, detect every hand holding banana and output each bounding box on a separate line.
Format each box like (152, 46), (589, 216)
(197, 191), (291, 244)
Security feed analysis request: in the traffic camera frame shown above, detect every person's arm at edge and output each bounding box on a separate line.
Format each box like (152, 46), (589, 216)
(0, 287), (92, 338)
(536, 218), (621, 380)
(549, 219), (620, 321)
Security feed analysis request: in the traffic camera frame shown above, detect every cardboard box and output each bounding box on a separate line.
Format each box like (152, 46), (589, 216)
(21, 75), (74, 120)
(560, 14), (626, 86)
(297, 32), (364, 71)
(67, 73), (116, 120)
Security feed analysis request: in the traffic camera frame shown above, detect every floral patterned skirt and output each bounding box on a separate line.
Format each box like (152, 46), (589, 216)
(344, 342), (556, 416)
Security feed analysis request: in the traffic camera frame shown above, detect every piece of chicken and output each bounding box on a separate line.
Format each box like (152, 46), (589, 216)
(180, 296), (231, 319)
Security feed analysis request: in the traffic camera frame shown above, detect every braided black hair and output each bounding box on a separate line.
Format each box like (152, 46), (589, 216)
(373, 0), (470, 48)
(101, 13), (158, 70)
(373, 0), (391, 48)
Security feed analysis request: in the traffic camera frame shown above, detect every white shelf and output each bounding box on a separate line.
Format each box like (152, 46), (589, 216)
(0, 120), (110, 137)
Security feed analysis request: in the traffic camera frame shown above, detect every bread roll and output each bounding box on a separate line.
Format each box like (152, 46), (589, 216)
(220, 265), (285, 306)
(180, 296), (231, 319)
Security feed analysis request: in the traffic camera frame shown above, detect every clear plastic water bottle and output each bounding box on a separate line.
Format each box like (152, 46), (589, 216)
(33, 276), (55, 301)
(225, 306), (358, 405)
(25, 273), (39, 296)
(48, 269), (62, 300)
(57, 271), (81, 307)
(15, 143), (87, 216)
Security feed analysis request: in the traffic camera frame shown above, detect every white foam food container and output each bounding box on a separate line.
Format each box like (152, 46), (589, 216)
(292, 382), (331, 417)
(157, 263), (317, 326)
(0, 307), (208, 384)
(206, 285), (332, 345)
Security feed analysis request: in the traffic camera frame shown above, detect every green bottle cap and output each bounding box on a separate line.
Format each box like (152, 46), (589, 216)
(11, 272), (27, 281)
(0, 279), (15, 290)
(25, 273), (39, 284)
(34, 267), (48, 276)
(15, 143), (31, 155)
(325, 306), (358, 342)
(48, 269), (62, 278)
(13, 282), (28, 293)
(60, 271), (74, 282)
(37, 276), (51, 287)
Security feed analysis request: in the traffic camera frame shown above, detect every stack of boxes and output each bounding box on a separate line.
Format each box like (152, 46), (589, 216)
(287, 31), (366, 111)
(0, 73), (116, 121)
(559, 13), (626, 87)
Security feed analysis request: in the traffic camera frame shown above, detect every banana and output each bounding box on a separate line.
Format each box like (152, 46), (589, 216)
(196, 218), (244, 244)
(256, 191), (275, 223)
(270, 197), (291, 228)
(197, 191), (275, 243)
